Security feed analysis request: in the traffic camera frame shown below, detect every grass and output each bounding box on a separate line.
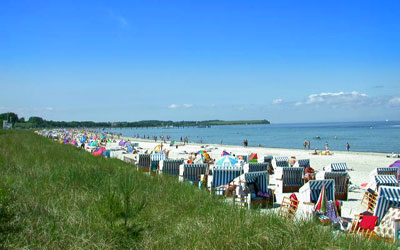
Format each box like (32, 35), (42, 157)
(0, 130), (395, 249)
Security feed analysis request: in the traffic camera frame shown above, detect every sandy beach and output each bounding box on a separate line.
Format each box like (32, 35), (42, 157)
(103, 134), (397, 219)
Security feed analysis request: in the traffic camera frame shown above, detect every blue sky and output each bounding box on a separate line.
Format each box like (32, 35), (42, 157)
(1, 0), (400, 123)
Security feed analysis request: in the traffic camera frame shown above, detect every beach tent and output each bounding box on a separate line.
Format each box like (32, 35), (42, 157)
(299, 179), (335, 203)
(93, 147), (105, 156)
(90, 141), (98, 147)
(119, 140), (125, 146)
(216, 156), (239, 168)
(249, 153), (258, 163)
(389, 161), (400, 179)
(374, 186), (400, 223)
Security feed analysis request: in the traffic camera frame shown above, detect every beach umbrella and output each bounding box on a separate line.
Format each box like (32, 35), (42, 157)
(216, 156), (239, 168)
(197, 150), (207, 154)
(315, 184), (327, 213)
(221, 151), (230, 156)
(90, 141), (98, 147)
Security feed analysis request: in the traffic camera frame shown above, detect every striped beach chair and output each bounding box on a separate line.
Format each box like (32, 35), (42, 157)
(150, 153), (167, 172)
(212, 167), (243, 195)
(298, 159), (310, 169)
(324, 163), (348, 172)
(248, 163), (269, 173)
(182, 164), (208, 183)
(374, 186), (400, 223)
(275, 156), (289, 167)
(324, 171), (349, 200)
(160, 159), (184, 176)
(138, 154), (151, 169)
(276, 167), (304, 193)
(299, 179), (335, 203)
(242, 171), (272, 208)
(375, 175), (399, 190)
(245, 171), (269, 193)
(264, 156), (273, 164)
(376, 168), (398, 177)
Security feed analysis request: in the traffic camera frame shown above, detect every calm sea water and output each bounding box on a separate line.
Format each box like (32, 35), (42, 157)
(99, 121), (400, 153)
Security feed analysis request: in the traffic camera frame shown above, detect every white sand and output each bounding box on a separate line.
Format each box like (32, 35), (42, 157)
(107, 136), (397, 219)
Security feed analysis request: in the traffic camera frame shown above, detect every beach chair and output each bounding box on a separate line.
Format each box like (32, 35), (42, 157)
(211, 167), (243, 195)
(347, 214), (378, 240)
(237, 171), (272, 208)
(374, 175), (399, 190)
(159, 159), (184, 176)
(374, 186), (400, 223)
(181, 164), (208, 183)
(264, 156), (273, 165)
(137, 154), (151, 171)
(276, 167), (304, 193)
(275, 156), (289, 167)
(324, 163), (348, 172)
(376, 168), (398, 176)
(299, 179), (335, 203)
(278, 196), (298, 220)
(247, 163), (269, 173)
(297, 159), (310, 171)
(360, 189), (378, 213)
(324, 172), (349, 200)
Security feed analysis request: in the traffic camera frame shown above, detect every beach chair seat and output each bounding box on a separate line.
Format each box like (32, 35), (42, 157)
(275, 156), (289, 168)
(324, 172), (349, 200)
(361, 189), (378, 212)
(276, 167), (304, 193)
(278, 196), (298, 220)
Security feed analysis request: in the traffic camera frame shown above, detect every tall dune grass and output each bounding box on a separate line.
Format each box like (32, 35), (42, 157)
(0, 130), (394, 249)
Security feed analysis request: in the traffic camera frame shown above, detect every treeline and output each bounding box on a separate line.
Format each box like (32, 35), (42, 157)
(0, 112), (269, 129)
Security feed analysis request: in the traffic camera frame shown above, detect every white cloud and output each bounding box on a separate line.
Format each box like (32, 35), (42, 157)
(389, 97), (400, 107)
(272, 98), (283, 105)
(305, 91), (368, 106)
(168, 104), (180, 109)
(45, 107), (54, 111)
(295, 102), (303, 106)
(183, 104), (193, 108)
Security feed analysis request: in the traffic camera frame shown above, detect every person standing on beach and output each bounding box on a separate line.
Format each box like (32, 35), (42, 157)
(220, 138), (223, 145)
(308, 140), (311, 149)
(325, 142), (329, 151)
(303, 140), (307, 149)
(346, 142), (350, 151)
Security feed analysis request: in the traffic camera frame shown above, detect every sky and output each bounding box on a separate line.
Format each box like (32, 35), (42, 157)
(1, 0), (400, 123)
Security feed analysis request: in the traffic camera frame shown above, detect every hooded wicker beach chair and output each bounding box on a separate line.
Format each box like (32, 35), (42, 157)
(324, 162), (348, 172)
(299, 179), (335, 203)
(275, 156), (289, 167)
(276, 167), (304, 193)
(324, 171), (349, 200)
(181, 163), (208, 184)
(211, 167), (243, 195)
(159, 159), (184, 176)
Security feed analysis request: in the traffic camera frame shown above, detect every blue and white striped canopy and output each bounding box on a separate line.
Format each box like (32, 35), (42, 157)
(377, 168), (398, 176)
(248, 163), (269, 172)
(282, 167), (304, 186)
(375, 175), (399, 186)
(298, 159), (310, 168)
(275, 156), (289, 167)
(162, 159), (184, 176)
(374, 186), (400, 222)
(244, 171), (269, 193)
(212, 167), (243, 187)
(183, 164), (208, 182)
(330, 163), (348, 171)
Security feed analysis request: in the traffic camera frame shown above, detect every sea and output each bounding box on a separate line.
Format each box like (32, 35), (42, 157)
(99, 121), (400, 153)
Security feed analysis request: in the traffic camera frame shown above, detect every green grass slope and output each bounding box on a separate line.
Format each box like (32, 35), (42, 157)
(0, 130), (394, 249)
